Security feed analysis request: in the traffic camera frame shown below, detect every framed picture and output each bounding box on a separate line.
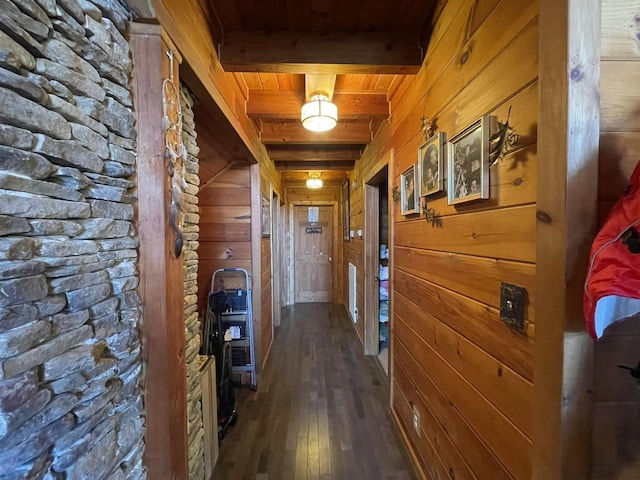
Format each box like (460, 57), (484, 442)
(342, 179), (350, 241)
(261, 193), (270, 237)
(447, 115), (495, 205)
(418, 131), (445, 197)
(400, 164), (418, 215)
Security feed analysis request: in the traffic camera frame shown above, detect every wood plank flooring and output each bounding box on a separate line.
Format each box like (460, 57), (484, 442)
(213, 303), (416, 480)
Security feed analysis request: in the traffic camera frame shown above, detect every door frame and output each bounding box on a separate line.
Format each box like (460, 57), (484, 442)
(364, 163), (390, 356)
(271, 189), (281, 327)
(288, 201), (340, 305)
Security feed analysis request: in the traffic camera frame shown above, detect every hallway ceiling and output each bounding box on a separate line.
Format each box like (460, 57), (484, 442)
(205, 0), (437, 182)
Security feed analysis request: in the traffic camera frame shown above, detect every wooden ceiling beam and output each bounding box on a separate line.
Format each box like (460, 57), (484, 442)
(219, 31), (422, 74)
(260, 121), (372, 144)
(275, 160), (355, 171)
(268, 146), (363, 161)
(247, 91), (389, 120)
(305, 74), (336, 101)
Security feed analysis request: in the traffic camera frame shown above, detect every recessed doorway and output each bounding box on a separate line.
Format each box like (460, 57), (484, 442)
(364, 162), (390, 375)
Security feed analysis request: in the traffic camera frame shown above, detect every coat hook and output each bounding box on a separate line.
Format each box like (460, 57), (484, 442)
(617, 361), (640, 383)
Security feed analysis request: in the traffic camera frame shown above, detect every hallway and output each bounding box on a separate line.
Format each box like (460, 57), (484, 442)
(213, 303), (415, 480)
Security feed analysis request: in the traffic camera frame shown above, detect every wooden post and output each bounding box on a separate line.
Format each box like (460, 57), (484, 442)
(250, 163), (263, 380)
(131, 24), (188, 480)
(534, 1), (600, 478)
(364, 181), (380, 356)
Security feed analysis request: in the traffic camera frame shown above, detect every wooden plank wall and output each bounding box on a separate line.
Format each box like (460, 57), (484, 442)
(593, 1), (640, 478)
(344, 176), (365, 342)
(196, 164), (252, 313)
(348, 1), (539, 478)
(285, 186), (343, 306)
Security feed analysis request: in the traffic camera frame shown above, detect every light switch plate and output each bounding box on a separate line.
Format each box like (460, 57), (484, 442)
(500, 282), (526, 332)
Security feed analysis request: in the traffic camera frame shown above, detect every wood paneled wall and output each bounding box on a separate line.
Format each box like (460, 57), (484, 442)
(343, 176), (365, 342)
(593, 1), (640, 478)
(196, 165), (252, 313)
(347, 1), (539, 479)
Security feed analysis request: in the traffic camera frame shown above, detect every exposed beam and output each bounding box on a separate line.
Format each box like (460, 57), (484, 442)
(247, 91), (389, 120)
(260, 121), (372, 144)
(268, 146), (363, 162)
(219, 31), (422, 74)
(305, 74), (336, 101)
(275, 160), (355, 171)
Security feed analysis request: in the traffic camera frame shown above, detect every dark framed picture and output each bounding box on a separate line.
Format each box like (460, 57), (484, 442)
(342, 179), (350, 241)
(400, 164), (418, 215)
(447, 115), (495, 205)
(418, 131), (445, 197)
(261, 193), (270, 237)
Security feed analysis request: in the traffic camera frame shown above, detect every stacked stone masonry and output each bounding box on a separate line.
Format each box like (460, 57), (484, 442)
(0, 1), (145, 479)
(179, 86), (205, 480)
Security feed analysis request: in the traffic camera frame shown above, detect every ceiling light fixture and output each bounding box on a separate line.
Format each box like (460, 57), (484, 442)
(301, 94), (338, 132)
(306, 172), (323, 189)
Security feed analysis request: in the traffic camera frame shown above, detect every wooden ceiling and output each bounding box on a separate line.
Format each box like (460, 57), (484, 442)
(204, 0), (438, 182)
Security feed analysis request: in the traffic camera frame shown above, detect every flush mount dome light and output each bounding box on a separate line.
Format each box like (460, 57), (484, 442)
(301, 94), (338, 132)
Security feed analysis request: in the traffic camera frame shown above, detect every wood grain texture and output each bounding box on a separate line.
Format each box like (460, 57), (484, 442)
(260, 121), (373, 145)
(196, 163), (252, 315)
(600, 61), (640, 132)
(534, 0), (600, 478)
(395, 314), (532, 480)
(261, 238), (272, 369)
(213, 304), (416, 480)
(393, 344), (514, 480)
(394, 246), (536, 321)
(219, 31), (422, 74)
(392, 382), (452, 480)
(250, 164), (263, 380)
(131, 26), (188, 480)
(598, 132), (640, 202)
(394, 205), (537, 263)
(394, 269), (534, 380)
(342, 4), (542, 480)
(601, 0), (640, 60)
(395, 291), (533, 438)
(247, 91), (389, 119)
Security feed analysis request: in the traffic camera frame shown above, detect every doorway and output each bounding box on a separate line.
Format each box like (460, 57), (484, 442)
(293, 205), (334, 302)
(364, 165), (390, 375)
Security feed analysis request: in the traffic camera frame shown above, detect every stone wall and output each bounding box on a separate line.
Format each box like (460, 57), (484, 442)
(180, 86), (205, 479)
(0, 1), (145, 479)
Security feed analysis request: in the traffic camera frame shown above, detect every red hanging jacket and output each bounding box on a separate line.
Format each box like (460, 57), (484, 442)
(584, 160), (640, 339)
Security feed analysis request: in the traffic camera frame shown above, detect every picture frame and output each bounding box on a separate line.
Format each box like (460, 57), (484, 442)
(342, 179), (350, 241)
(261, 193), (270, 237)
(400, 164), (418, 215)
(447, 115), (495, 205)
(418, 131), (445, 197)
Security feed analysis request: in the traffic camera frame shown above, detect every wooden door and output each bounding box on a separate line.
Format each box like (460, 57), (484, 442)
(294, 205), (333, 302)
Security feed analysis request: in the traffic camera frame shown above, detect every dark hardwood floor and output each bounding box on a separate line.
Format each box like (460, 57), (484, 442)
(213, 303), (416, 480)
